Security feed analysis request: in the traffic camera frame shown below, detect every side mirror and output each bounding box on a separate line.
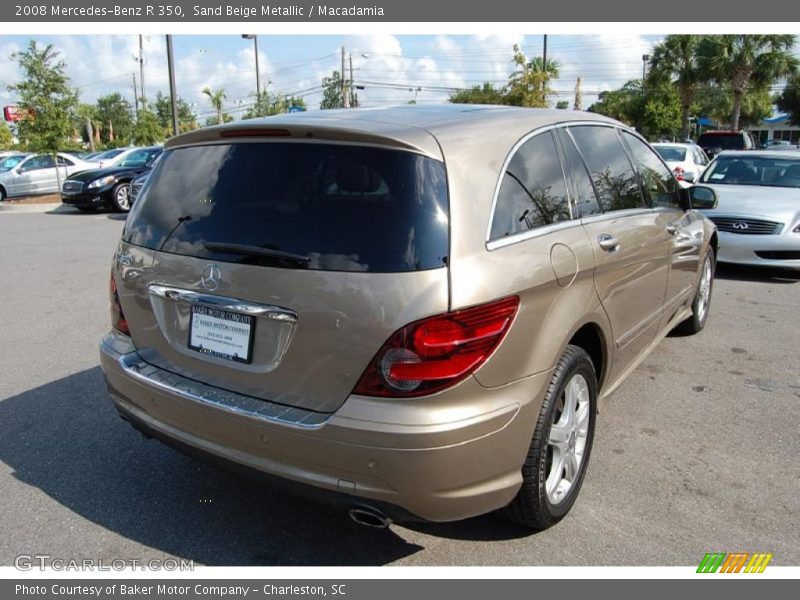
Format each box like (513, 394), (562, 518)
(681, 171), (697, 183)
(689, 185), (718, 210)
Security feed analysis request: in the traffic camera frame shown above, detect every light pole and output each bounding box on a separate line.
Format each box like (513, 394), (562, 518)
(642, 54), (650, 88)
(241, 35), (261, 99)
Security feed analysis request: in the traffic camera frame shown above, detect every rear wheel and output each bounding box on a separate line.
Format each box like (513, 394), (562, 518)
(676, 251), (714, 335)
(500, 345), (597, 530)
(0, 186), (6, 202)
(111, 182), (131, 212)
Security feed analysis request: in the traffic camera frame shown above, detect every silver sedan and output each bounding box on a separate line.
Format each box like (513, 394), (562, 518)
(697, 150), (800, 269)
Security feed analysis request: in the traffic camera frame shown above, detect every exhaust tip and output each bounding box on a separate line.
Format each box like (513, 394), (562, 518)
(348, 507), (392, 529)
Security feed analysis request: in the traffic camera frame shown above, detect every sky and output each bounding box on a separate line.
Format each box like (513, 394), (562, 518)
(0, 34), (669, 119)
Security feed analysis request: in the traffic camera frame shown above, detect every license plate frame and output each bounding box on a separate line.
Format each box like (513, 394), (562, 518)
(187, 304), (256, 364)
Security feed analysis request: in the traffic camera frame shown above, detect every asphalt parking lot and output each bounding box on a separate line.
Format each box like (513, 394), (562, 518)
(0, 208), (798, 567)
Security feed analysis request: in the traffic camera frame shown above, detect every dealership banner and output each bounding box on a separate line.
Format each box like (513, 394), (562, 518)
(4, 579), (796, 599)
(3, 0), (800, 22)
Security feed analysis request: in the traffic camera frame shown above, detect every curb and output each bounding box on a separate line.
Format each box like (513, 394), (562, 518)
(0, 203), (77, 214)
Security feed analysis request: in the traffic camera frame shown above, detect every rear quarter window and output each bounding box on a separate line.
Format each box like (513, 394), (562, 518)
(123, 142), (449, 273)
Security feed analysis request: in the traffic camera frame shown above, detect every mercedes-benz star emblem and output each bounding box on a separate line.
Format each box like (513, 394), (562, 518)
(732, 222), (749, 230)
(201, 264), (221, 291)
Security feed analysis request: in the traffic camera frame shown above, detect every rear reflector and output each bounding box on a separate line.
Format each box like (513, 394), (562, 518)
(109, 270), (130, 336)
(352, 296), (519, 398)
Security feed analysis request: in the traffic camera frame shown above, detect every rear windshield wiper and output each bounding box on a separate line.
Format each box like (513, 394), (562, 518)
(203, 242), (311, 265)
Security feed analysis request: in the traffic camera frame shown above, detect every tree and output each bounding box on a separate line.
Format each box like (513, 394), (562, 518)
(697, 35), (798, 130)
(555, 100), (569, 109)
(695, 85), (773, 130)
(94, 93), (134, 146)
(74, 104), (97, 151)
(573, 77), (583, 111)
(7, 41), (78, 152)
(320, 70), (355, 110)
(131, 108), (164, 145)
(649, 35), (707, 140)
(588, 79), (682, 140)
(528, 56), (561, 79)
(505, 44), (556, 108)
(153, 91), (198, 133)
(243, 90), (286, 119)
(202, 87), (228, 125)
(449, 82), (506, 105)
(776, 74), (800, 125)
(0, 121), (13, 150)
(285, 96), (307, 112)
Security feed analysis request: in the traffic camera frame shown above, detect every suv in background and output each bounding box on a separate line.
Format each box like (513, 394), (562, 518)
(100, 106), (718, 530)
(697, 130), (755, 159)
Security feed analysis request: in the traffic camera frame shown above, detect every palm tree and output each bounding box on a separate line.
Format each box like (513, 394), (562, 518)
(528, 56), (561, 80)
(649, 35), (706, 140)
(698, 35), (798, 130)
(202, 86), (227, 125)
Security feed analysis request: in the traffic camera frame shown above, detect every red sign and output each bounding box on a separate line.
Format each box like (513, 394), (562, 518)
(4, 105), (32, 122)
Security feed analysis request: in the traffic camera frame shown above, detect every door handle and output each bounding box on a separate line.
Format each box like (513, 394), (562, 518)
(597, 234), (620, 252)
(666, 223), (679, 235)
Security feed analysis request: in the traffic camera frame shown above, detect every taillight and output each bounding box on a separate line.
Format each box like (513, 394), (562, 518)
(673, 166), (686, 180)
(109, 270), (130, 335)
(352, 296), (519, 398)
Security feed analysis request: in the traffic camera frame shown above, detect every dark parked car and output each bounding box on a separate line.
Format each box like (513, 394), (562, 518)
(61, 146), (162, 212)
(697, 130), (755, 159)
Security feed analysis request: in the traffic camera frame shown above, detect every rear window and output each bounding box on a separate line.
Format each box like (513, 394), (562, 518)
(653, 146), (688, 162)
(123, 142), (449, 273)
(697, 133), (746, 150)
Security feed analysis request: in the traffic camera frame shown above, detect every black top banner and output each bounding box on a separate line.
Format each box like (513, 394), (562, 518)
(4, 0), (800, 22)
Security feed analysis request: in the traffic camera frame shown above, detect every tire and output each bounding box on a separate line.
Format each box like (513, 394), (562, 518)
(500, 345), (597, 530)
(0, 186), (6, 202)
(111, 182), (131, 212)
(676, 251), (715, 335)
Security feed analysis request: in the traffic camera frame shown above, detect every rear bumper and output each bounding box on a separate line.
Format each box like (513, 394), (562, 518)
(717, 231), (800, 269)
(99, 331), (549, 522)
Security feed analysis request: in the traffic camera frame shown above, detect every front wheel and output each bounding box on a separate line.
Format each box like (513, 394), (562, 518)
(500, 345), (597, 530)
(111, 182), (131, 212)
(676, 251), (715, 335)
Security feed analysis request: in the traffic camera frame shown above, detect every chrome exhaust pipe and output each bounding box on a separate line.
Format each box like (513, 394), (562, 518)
(348, 507), (392, 529)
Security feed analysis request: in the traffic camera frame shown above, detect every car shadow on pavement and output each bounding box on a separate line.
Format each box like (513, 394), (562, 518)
(715, 263), (799, 284)
(0, 367), (425, 566)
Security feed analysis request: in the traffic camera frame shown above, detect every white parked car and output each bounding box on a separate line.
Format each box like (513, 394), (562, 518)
(91, 147), (140, 169)
(652, 143), (710, 187)
(0, 152), (97, 200)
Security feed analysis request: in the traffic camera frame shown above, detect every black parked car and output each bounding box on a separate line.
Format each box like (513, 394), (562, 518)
(61, 146), (162, 212)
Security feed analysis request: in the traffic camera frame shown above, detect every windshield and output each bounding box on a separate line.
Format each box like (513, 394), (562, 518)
(118, 148), (161, 168)
(124, 142), (449, 273)
(0, 155), (26, 170)
(701, 155), (800, 188)
(697, 133), (744, 150)
(654, 146), (688, 162)
(96, 149), (125, 160)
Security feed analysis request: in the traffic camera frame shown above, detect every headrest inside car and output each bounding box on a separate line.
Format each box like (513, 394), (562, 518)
(336, 163), (382, 194)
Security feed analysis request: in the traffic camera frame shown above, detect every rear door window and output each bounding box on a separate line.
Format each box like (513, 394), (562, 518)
(621, 132), (680, 208)
(556, 128), (602, 218)
(124, 142), (449, 273)
(568, 126), (646, 212)
(489, 130), (571, 240)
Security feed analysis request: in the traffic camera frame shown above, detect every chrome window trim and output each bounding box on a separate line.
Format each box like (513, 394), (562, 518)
(486, 219), (583, 251)
(484, 124), (574, 246)
(485, 120), (645, 250)
(148, 284), (298, 323)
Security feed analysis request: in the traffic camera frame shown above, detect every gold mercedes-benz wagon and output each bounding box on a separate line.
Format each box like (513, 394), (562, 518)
(100, 105), (718, 530)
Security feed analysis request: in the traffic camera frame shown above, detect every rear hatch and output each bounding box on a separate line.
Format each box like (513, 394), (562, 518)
(116, 134), (450, 413)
